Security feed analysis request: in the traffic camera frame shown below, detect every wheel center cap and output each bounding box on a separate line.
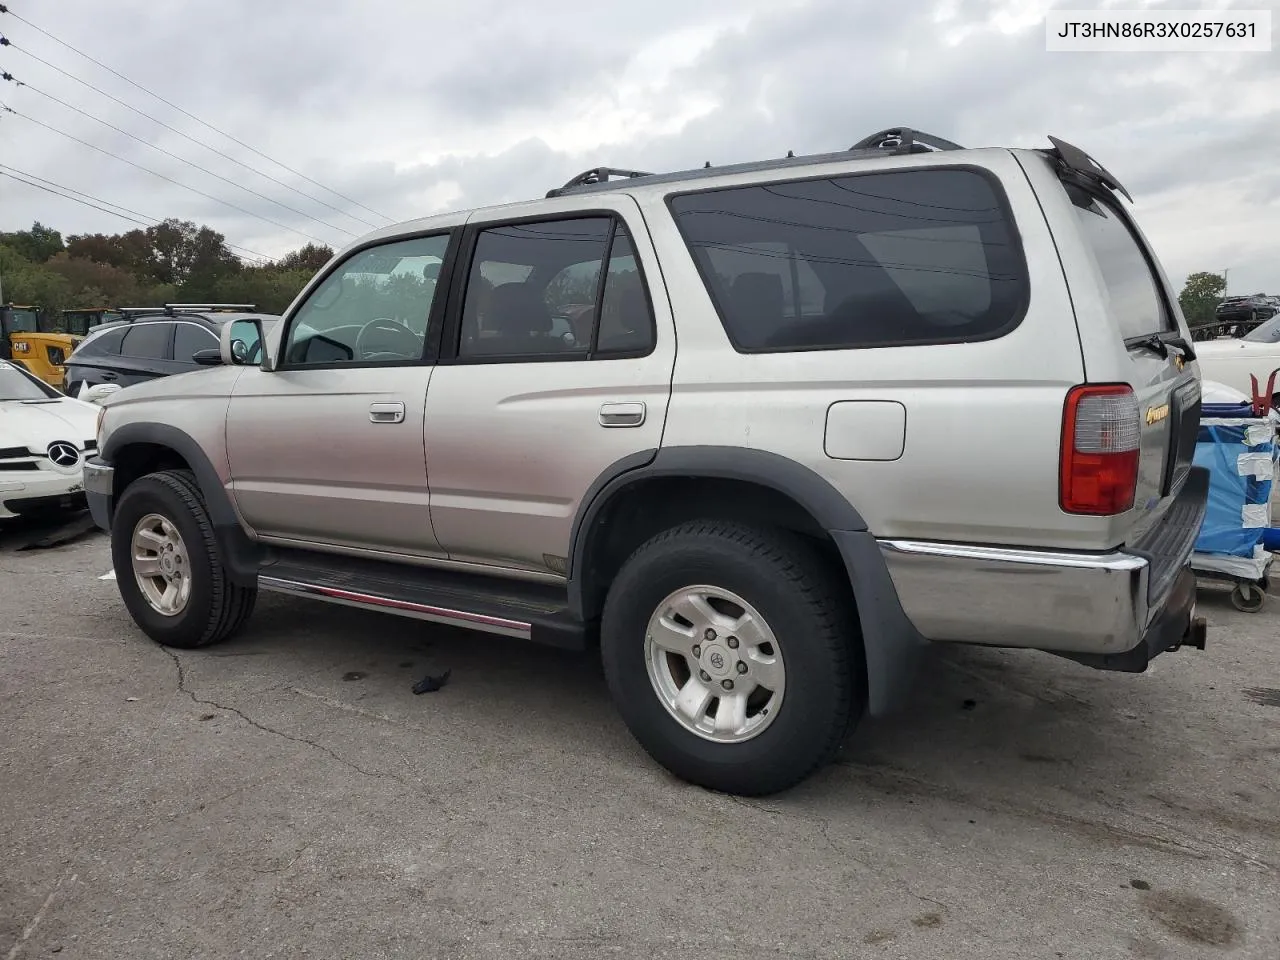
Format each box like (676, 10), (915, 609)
(701, 644), (733, 678)
(160, 555), (175, 575)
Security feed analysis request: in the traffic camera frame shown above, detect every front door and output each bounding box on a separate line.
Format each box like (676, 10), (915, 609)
(226, 231), (454, 556)
(423, 201), (676, 574)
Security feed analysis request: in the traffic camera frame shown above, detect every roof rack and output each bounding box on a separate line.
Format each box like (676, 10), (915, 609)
(546, 125), (969, 198)
(849, 127), (965, 155)
(165, 303), (257, 312)
(116, 303), (258, 319)
(546, 167), (654, 198)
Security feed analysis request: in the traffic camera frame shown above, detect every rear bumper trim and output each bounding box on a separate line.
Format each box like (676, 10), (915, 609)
(879, 538), (1150, 654)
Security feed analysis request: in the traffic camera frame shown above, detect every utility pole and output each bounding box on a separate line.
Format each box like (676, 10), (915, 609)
(1223, 268), (1230, 294)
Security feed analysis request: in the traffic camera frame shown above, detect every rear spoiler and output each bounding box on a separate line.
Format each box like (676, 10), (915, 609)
(1038, 135), (1133, 203)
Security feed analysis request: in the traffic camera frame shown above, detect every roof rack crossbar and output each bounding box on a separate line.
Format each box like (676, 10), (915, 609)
(164, 303), (257, 311)
(547, 167), (654, 198)
(849, 127), (966, 156)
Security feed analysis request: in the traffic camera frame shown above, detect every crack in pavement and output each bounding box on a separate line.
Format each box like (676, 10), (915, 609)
(163, 648), (407, 786)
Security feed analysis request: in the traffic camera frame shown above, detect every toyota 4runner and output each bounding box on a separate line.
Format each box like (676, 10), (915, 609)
(85, 127), (1209, 796)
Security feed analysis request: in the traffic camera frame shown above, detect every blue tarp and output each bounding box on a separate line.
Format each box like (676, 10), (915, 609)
(1192, 415), (1275, 558)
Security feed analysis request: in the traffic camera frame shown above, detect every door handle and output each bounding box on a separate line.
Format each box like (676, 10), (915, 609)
(599, 401), (646, 427)
(99, 371), (118, 381)
(369, 401), (405, 423)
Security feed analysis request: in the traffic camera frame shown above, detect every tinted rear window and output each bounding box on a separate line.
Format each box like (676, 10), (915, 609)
(1066, 184), (1172, 339)
(76, 327), (126, 357)
(668, 168), (1028, 352)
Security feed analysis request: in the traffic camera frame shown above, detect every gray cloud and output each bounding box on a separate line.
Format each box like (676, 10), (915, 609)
(1, 0), (1276, 293)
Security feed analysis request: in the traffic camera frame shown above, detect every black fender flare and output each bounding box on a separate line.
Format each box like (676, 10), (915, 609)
(566, 445), (922, 717)
(567, 444), (868, 616)
(101, 422), (263, 585)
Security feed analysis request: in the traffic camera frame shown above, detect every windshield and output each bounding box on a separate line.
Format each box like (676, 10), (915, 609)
(0, 360), (59, 400)
(5, 309), (39, 334)
(1244, 315), (1280, 344)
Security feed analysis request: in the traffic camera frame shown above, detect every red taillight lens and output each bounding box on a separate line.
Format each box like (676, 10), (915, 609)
(1060, 384), (1140, 515)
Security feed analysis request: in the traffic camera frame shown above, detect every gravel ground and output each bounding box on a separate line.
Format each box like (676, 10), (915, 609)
(2, 514), (1278, 960)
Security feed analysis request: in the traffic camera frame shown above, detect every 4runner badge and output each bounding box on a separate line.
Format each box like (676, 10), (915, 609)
(1145, 403), (1170, 426)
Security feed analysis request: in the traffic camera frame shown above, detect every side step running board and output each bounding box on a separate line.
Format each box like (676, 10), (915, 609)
(257, 549), (588, 649)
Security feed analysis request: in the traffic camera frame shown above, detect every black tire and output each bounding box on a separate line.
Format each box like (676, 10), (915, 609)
(600, 520), (862, 796)
(111, 469), (257, 649)
(1230, 582), (1265, 614)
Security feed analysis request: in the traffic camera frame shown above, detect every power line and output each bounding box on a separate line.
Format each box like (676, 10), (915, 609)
(1, 169), (150, 227)
(3, 68), (355, 239)
(0, 165), (274, 262)
(2, 102), (336, 247)
(0, 5), (392, 223)
(0, 39), (381, 230)
(1, 68), (357, 239)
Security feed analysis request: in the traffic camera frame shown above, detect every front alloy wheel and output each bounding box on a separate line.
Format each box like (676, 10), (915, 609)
(131, 512), (192, 616)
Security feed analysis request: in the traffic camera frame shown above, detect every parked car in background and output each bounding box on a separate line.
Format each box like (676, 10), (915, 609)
(1216, 294), (1279, 325)
(1196, 313), (1280, 403)
(63, 304), (280, 397)
(0, 359), (100, 519)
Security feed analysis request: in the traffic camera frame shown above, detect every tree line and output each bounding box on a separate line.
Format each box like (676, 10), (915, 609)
(0, 216), (1248, 332)
(0, 219), (332, 326)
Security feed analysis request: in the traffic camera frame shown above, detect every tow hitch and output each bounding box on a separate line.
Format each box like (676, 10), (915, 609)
(1181, 612), (1208, 651)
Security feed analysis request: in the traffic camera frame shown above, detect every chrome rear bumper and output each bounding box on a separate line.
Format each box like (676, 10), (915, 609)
(878, 469), (1209, 658)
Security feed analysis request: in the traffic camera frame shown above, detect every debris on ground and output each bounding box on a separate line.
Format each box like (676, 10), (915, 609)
(412, 669), (451, 694)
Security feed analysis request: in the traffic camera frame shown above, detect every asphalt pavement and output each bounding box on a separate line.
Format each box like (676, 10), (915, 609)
(2, 512), (1278, 959)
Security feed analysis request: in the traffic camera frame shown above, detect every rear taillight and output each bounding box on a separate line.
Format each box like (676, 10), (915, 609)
(1060, 384), (1140, 515)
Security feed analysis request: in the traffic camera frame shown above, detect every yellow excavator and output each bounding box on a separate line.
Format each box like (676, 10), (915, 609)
(0, 304), (82, 392)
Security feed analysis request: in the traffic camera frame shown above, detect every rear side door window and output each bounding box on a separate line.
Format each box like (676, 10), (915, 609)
(455, 217), (656, 360)
(119, 322), (173, 363)
(668, 168), (1028, 352)
(173, 323), (218, 364)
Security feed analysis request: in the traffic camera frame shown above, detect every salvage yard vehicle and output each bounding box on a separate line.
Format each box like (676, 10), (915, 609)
(0, 359), (100, 519)
(63, 304), (278, 398)
(1195, 313), (1280, 405)
(85, 127), (1209, 795)
(0, 303), (82, 392)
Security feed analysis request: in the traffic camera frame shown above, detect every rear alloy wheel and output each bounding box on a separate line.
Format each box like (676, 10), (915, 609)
(644, 584), (786, 744)
(601, 520), (862, 796)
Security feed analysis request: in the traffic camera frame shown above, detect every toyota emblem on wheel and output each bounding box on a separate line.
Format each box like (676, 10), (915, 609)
(709, 650), (725, 670)
(46, 441), (80, 468)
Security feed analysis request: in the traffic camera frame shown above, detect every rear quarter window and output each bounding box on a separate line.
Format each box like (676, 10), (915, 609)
(667, 167), (1029, 352)
(74, 327), (126, 357)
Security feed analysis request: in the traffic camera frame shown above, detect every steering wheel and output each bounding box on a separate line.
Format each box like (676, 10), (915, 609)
(354, 317), (422, 361)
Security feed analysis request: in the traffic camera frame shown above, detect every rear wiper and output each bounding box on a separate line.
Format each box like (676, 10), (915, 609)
(1128, 334), (1168, 358)
(1125, 333), (1197, 365)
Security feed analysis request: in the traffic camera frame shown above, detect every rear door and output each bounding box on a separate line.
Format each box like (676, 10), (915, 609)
(112, 321), (177, 386)
(422, 198), (675, 575)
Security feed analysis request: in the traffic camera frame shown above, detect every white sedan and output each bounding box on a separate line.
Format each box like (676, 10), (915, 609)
(1196, 316), (1280, 404)
(0, 359), (101, 520)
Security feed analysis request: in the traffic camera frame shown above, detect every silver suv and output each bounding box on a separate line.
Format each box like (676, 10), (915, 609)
(85, 128), (1209, 795)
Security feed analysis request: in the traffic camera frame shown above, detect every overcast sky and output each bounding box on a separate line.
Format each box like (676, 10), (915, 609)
(0, 0), (1276, 293)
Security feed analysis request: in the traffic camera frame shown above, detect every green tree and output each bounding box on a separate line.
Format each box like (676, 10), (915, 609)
(276, 243), (334, 273)
(0, 221), (65, 263)
(1178, 271), (1227, 327)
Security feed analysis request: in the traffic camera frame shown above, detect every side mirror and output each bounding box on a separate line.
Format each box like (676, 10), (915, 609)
(83, 383), (122, 404)
(192, 348), (222, 366)
(220, 318), (272, 370)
